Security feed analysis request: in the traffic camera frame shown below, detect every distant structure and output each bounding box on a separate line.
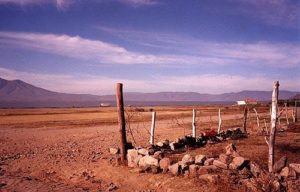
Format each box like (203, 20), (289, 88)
(100, 103), (111, 107)
(236, 98), (258, 106)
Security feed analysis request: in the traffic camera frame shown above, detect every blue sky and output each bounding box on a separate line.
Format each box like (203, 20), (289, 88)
(0, 0), (299, 94)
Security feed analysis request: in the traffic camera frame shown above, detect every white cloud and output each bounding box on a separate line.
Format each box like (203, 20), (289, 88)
(1, 67), (299, 95)
(230, 0), (300, 29)
(0, 0), (75, 10)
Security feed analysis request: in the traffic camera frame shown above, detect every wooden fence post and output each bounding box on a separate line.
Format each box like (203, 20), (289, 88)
(295, 101), (298, 122)
(218, 108), (222, 134)
(253, 108), (260, 130)
(285, 102), (289, 125)
(242, 106), (248, 133)
(192, 109), (196, 138)
(116, 83), (127, 163)
(150, 111), (156, 145)
(268, 81), (279, 172)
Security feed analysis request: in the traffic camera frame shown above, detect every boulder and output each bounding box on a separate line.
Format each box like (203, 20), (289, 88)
(198, 165), (217, 175)
(138, 155), (159, 168)
(273, 156), (287, 173)
(169, 163), (179, 176)
(178, 161), (189, 173)
(213, 160), (228, 169)
(219, 154), (232, 164)
(204, 158), (214, 166)
(250, 162), (261, 178)
(189, 164), (199, 177)
(239, 167), (252, 179)
(230, 156), (249, 170)
(288, 167), (297, 180)
(280, 167), (289, 177)
(195, 155), (206, 165)
(169, 142), (181, 151)
(138, 148), (149, 156)
(127, 149), (142, 168)
(159, 158), (171, 173)
(156, 142), (164, 147)
(289, 163), (300, 174)
(153, 151), (164, 160)
(225, 143), (240, 157)
(109, 148), (119, 155)
(199, 174), (219, 183)
(182, 154), (194, 165)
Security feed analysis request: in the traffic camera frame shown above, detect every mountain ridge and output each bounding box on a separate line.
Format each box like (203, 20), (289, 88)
(0, 77), (299, 107)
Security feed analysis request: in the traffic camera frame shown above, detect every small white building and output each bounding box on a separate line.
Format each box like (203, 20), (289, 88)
(236, 98), (257, 106)
(100, 103), (111, 107)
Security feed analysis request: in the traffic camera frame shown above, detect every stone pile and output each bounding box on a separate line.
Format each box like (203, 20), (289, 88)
(126, 143), (300, 192)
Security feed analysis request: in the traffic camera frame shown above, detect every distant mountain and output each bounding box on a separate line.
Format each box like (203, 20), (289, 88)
(0, 78), (99, 107)
(291, 94), (300, 100)
(0, 77), (299, 107)
(99, 90), (299, 102)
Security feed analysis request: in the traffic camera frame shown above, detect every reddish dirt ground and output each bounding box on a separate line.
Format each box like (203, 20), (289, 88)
(0, 106), (299, 191)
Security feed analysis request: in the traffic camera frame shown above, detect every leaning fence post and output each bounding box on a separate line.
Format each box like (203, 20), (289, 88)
(295, 101), (298, 122)
(150, 111), (156, 145)
(285, 102), (289, 125)
(242, 106), (248, 133)
(253, 108), (260, 130)
(192, 109), (196, 138)
(268, 81), (279, 172)
(116, 83), (127, 163)
(217, 108), (222, 134)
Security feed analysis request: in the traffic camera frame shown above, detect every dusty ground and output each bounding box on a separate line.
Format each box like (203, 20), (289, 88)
(0, 105), (299, 191)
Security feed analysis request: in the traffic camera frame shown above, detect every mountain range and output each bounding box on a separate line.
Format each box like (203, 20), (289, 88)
(0, 77), (299, 107)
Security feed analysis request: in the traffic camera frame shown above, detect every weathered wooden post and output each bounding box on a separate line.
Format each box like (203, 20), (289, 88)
(192, 109), (196, 138)
(295, 100), (298, 122)
(253, 108), (260, 130)
(242, 106), (248, 133)
(268, 81), (279, 172)
(285, 102), (289, 125)
(150, 111), (156, 145)
(217, 108), (222, 134)
(116, 83), (127, 163)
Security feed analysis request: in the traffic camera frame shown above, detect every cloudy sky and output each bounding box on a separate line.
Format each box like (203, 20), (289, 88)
(0, 0), (299, 94)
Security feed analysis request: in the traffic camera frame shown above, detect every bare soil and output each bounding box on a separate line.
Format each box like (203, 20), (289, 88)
(0, 106), (299, 191)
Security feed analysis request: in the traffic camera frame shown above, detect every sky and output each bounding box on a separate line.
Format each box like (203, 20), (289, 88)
(0, 0), (299, 95)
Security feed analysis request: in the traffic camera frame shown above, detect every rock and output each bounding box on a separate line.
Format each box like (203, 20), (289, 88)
(189, 164), (199, 177)
(271, 180), (281, 192)
(156, 142), (164, 147)
(219, 154), (232, 164)
(250, 162), (261, 178)
(127, 149), (142, 168)
(169, 142), (181, 151)
(159, 158), (171, 173)
(273, 156), (287, 173)
(138, 148), (149, 156)
(280, 167), (289, 177)
(213, 160), (228, 169)
(153, 151), (164, 160)
(289, 163), (300, 174)
(225, 143), (239, 157)
(198, 165), (217, 175)
(242, 179), (259, 192)
(204, 158), (214, 166)
(109, 148), (119, 155)
(150, 165), (159, 174)
(178, 161), (189, 173)
(199, 174), (219, 183)
(288, 167), (297, 179)
(229, 156), (249, 170)
(169, 163), (179, 176)
(239, 167), (252, 179)
(138, 155), (159, 168)
(182, 154), (194, 165)
(195, 155), (206, 165)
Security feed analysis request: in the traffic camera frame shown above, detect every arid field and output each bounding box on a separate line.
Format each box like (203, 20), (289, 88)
(0, 105), (299, 191)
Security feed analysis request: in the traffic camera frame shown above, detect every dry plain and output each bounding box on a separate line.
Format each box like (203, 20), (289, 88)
(0, 105), (299, 191)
